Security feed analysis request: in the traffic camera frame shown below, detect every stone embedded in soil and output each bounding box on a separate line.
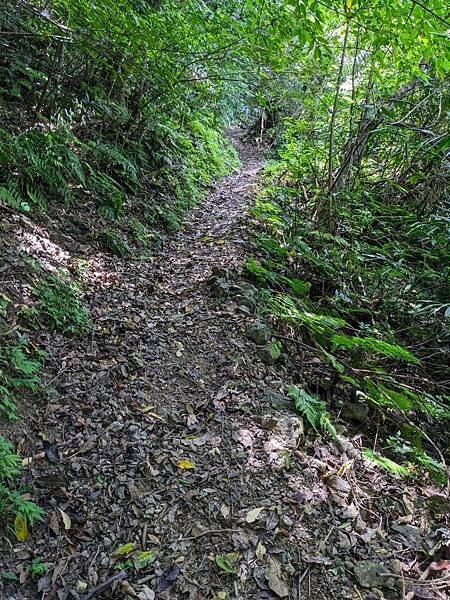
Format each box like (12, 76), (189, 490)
(236, 304), (252, 316)
(341, 401), (369, 423)
(263, 389), (293, 408)
(353, 560), (396, 589)
(234, 293), (256, 312)
(211, 277), (231, 297)
(231, 281), (258, 297)
(246, 321), (271, 345)
(259, 414), (279, 430)
(258, 340), (282, 364)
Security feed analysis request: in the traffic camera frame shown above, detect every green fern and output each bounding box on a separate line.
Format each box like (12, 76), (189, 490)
(288, 385), (337, 439)
(386, 434), (447, 485)
(362, 379), (450, 418)
(363, 379), (411, 411)
(362, 448), (409, 477)
(0, 437), (20, 481)
(246, 257), (272, 284)
(331, 334), (419, 364)
(0, 337), (44, 420)
(0, 437), (44, 533)
(266, 293), (345, 335)
(247, 258), (311, 297)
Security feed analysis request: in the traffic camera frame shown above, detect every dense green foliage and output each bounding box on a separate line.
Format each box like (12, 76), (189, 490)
(243, 1), (449, 481)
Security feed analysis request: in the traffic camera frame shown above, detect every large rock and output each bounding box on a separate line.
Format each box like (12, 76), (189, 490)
(246, 321), (271, 345)
(231, 281), (259, 313)
(231, 281), (258, 297)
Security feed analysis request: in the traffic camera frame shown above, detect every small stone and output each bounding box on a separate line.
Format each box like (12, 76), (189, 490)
(281, 515), (294, 528)
(246, 321), (271, 345)
(211, 278), (230, 297)
(264, 389), (292, 408)
(328, 476), (351, 494)
(235, 294), (256, 312)
(138, 586), (156, 600)
(354, 515), (367, 533)
(342, 401), (369, 424)
(260, 415), (279, 431)
(110, 420), (124, 432)
(341, 504), (359, 520)
(354, 560), (395, 589)
(75, 580), (88, 593)
(231, 282), (258, 296)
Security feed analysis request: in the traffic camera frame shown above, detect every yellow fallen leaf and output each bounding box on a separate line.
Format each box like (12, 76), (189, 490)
(113, 542), (136, 556)
(140, 405), (165, 421)
(337, 460), (354, 477)
(59, 508), (72, 530)
(215, 239), (225, 244)
(14, 514), (28, 542)
(177, 459), (195, 470)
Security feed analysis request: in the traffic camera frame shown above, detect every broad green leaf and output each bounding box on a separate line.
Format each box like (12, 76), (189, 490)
(215, 552), (240, 574)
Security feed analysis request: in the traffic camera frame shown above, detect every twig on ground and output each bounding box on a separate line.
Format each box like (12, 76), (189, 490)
(82, 571), (127, 600)
(179, 528), (241, 541)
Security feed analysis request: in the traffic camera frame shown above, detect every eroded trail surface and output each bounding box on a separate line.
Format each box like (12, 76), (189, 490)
(2, 134), (442, 600)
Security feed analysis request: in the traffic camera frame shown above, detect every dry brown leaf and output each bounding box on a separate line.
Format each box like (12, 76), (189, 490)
(59, 508), (72, 530)
(265, 556), (288, 598)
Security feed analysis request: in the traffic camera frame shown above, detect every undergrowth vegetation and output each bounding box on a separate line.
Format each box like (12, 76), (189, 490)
(247, 23), (449, 482)
(30, 273), (92, 336)
(0, 2), (241, 254)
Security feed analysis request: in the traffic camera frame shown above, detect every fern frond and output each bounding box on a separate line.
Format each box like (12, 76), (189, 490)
(332, 334), (419, 364)
(362, 448), (409, 477)
(288, 385), (337, 439)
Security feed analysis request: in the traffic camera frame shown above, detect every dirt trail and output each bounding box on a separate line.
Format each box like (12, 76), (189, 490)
(1, 132), (438, 600)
